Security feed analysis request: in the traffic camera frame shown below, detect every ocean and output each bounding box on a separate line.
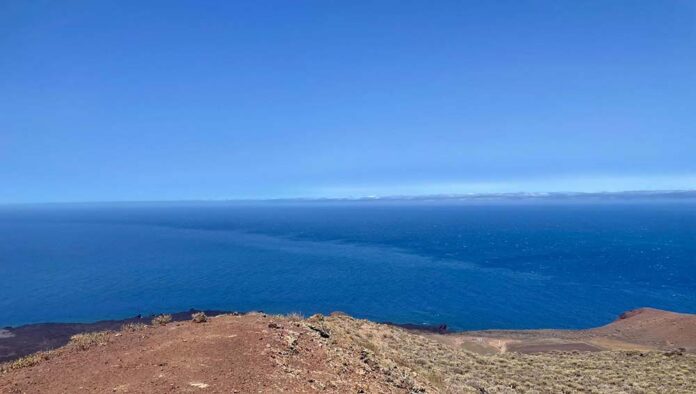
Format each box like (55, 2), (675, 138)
(1, 201), (695, 330)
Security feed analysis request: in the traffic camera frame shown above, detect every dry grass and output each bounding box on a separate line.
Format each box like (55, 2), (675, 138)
(121, 322), (148, 332)
(2, 330), (113, 373)
(286, 312), (305, 321)
(69, 331), (111, 351)
(152, 314), (172, 326)
(191, 312), (207, 323)
(0, 351), (53, 373)
(314, 314), (696, 393)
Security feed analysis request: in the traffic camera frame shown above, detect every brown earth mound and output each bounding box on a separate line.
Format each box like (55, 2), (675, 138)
(591, 307), (696, 351)
(440, 307), (696, 354)
(0, 313), (416, 393)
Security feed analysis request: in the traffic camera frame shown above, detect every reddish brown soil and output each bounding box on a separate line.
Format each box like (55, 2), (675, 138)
(0, 313), (401, 393)
(0, 311), (229, 364)
(590, 307), (696, 351)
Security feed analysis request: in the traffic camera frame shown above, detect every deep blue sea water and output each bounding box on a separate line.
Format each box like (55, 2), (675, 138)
(1, 201), (695, 330)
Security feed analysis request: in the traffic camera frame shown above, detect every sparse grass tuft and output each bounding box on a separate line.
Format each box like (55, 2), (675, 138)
(286, 312), (304, 321)
(152, 314), (172, 326)
(69, 331), (111, 351)
(0, 351), (53, 373)
(191, 312), (207, 323)
(121, 322), (148, 332)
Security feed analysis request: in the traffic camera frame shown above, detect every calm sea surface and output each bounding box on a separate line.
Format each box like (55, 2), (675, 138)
(1, 201), (695, 330)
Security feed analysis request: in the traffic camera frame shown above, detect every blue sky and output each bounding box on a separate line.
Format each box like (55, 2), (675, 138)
(1, 1), (695, 203)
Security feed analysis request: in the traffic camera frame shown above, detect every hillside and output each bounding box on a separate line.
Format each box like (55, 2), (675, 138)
(2, 310), (695, 393)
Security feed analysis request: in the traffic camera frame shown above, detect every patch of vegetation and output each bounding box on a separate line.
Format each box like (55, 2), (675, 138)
(69, 331), (111, 351)
(152, 314), (173, 326)
(121, 322), (148, 332)
(0, 351), (53, 373)
(319, 314), (696, 394)
(286, 312), (304, 321)
(191, 312), (207, 323)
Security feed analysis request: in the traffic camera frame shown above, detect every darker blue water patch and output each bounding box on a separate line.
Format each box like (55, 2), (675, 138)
(1, 201), (695, 330)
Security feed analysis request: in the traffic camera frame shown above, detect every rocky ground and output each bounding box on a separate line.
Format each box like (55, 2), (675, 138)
(2, 308), (696, 393)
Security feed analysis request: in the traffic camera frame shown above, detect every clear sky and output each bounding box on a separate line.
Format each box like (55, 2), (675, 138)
(1, 1), (695, 203)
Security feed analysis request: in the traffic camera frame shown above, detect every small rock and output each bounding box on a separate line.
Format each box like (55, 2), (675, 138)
(308, 325), (330, 338)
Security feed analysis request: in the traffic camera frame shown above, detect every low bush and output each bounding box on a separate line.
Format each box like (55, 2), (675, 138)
(0, 351), (53, 373)
(152, 314), (173, 326)
(69, 331), (111, 351)
(191, 312), (207, 323)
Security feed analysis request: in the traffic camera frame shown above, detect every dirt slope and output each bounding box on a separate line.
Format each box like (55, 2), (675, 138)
(0, 313), (413, 393)
(2, 311), (696, 393)
(0, 311), (229, 364)
(591, 307), (696, 351)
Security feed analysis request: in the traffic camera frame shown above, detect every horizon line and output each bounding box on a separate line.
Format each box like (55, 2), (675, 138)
(2, 189), (696, 207)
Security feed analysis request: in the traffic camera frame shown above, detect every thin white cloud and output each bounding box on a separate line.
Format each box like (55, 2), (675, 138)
(310, 174), (696, 198)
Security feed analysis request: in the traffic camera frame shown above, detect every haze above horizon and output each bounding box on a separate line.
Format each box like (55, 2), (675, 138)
(2, 1), (695, 204)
